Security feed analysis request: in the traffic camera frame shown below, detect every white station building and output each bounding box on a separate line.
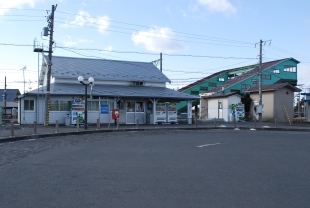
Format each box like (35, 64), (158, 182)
(18, 56), (199, 125)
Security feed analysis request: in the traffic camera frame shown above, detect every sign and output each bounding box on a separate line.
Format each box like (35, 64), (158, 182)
(100, 104), (109, 114)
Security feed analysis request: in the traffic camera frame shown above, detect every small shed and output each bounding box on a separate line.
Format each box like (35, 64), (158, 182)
(200, 92), (242, 122)
(244, 83), (301, 122)
(301, 92), (310, 122)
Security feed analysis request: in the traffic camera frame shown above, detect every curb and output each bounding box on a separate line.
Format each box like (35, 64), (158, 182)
(1, 126), (310, 144)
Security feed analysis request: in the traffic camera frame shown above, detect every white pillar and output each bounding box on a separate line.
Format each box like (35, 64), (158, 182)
(187, 100), (192, 125)
(153, 101), (156, 124)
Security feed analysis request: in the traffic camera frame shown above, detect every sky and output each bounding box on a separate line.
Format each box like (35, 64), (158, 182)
(1, 0), (310, 95)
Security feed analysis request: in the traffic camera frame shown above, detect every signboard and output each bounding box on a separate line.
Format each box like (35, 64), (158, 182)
(100, 104), (109, 114)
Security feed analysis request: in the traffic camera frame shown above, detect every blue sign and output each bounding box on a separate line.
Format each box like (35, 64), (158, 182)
(100, 104), (109, 114)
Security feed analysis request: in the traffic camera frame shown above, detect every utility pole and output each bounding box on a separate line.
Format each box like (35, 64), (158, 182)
(256, 39), (271, 122)
(45, 4), (57, 126)
(258, 40), (263, 122)
(4, 76), (7, 116)
(160, 52), (162, 72)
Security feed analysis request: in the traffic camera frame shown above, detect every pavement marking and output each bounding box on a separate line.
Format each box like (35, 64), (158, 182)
(197, 143), (221, 148)
(234, 128), (240, 130)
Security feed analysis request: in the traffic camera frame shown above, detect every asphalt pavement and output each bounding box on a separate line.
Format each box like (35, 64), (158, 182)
(0, 130), (309, 207)
(1, 119), (310, 143)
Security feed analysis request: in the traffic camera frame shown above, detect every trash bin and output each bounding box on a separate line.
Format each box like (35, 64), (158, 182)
(65, 114), (71, 126)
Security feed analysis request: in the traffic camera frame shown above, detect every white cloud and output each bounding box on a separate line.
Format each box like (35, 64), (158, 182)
(63, 35), (77, 47)
(103, 46), (113, 52)
(0, 0), (37, 15)
(97, 16), (110, 34)
(61, 11), (110, 34)
(131, 27), (184, 53)
(198, 0), (237, 15)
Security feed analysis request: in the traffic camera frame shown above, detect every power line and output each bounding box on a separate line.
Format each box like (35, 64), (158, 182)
(57, 45), (256, 60)
(55, 20), (255, 48)
(57, 10), (254, 45)
(0, 8), (47, 12)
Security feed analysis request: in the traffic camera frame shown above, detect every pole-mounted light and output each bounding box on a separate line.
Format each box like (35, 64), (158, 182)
(78, 76), (94, 130)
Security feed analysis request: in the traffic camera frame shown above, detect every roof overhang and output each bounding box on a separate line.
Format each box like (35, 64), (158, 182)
(22, 83), (200, 101)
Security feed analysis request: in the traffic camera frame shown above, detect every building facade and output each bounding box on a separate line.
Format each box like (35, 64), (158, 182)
(18, 56), (199, 125)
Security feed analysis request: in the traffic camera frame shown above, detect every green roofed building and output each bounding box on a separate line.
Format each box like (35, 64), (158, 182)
(177, 58), (299, 118)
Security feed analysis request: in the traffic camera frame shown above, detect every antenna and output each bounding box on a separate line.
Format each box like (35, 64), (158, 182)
(21, 66), (26, 94)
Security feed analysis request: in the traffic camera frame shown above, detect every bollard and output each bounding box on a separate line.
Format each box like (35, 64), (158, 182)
(108, 121), (110, 129)
(195, 116), (197, 128)
(275, 118), (277, 128)
(254, 117), (257, 128)
(214, 117), (216, 127)
(10, 122), (14, 137)
(97, 119), (100, 130)
(76, 119), (79, 132)
(34, 121), (37, 135)
(136, 118), (139, 129)
(55, 120), (59, 133)
(234, 117), (236, 128)
(117, 118), (119, 129)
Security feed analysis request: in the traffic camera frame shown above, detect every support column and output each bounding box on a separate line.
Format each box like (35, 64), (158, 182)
(187, 100), (192, 125)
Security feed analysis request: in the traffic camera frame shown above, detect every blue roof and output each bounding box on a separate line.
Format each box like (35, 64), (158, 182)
(0, 89), (20, 101)
(43, 55), (171, 83)
(24, 83), (199, 100)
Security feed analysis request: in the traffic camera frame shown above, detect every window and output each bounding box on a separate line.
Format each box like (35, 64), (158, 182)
(209, 82), (217, 87)
(87, 101), (99, 111)
(132, 81), (144, 86)
(50, 100), (72, 111)
(199, 86), (208, 91)
(50, 100), (59, 111)
(24, 99), (34, 111)
(252, 79), (258, 84)
(284, 65), (297, 72)
(218, 78), (225, 82)
(262, 74), (271, 80)
(241, 84), (251, 90)
(272, 69), (280, 74)
(191, 91), (199, 95)
(60, 101), (72, 111)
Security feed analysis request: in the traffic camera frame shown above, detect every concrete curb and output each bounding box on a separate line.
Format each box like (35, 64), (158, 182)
(1, 126), (310, 144)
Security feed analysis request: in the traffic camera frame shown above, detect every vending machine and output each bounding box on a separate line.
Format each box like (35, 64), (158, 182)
(71, 101), (85, 125)
(232, 103), (245, 121)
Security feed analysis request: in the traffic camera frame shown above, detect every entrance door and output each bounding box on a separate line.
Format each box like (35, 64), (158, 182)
(126, 101), (145, 124)
(218, 100), (223, 119)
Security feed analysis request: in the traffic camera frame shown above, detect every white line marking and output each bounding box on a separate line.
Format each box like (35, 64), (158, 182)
(197, 143), (221, 148)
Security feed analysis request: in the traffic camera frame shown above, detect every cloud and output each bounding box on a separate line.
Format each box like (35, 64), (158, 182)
(131, 27), (185, 53)
(198, 0), (237, 15)
(61, 11), (110, 34)
(97, 16), (110, 34)
(0, 0), (37, 15)
(103, 46), (113, 52)
(63, 35), (77, 47)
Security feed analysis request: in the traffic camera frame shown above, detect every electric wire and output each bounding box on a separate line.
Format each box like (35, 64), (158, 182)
(57, 10), (255, 45)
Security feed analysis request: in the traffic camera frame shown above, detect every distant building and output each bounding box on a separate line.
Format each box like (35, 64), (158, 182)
(177, 58), (299, 120)
(0, 89), (20, 119)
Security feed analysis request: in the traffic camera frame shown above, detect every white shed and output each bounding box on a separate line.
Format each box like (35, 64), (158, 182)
(200, 92), (242, 122)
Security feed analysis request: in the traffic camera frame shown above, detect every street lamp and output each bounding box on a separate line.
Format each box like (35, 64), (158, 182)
(78, 76), (94, 130)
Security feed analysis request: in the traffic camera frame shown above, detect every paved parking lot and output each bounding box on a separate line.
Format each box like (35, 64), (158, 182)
(0, 130), (309, 207)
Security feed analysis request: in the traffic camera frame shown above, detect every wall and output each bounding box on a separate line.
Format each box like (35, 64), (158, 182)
(274, 87), (294, 122)
(250, 91), (274, 122)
